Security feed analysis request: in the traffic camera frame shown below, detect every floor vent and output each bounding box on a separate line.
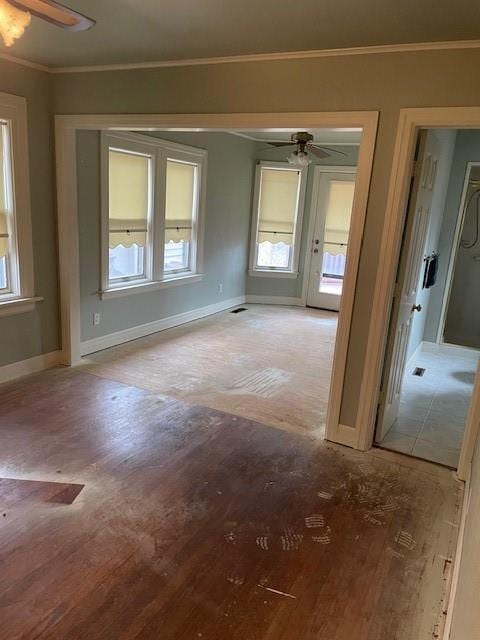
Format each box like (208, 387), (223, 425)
(412, 367), (426, 377)
(231, 307), (248, 314)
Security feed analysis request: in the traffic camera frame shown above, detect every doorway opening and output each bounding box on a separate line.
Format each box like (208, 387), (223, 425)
(375, 128), (480, 468)
(73, 126), (364, 440)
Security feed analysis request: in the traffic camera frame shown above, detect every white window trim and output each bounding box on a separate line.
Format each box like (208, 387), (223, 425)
(100, 131), (207, 298)
(100, 273), (204, 300)
(0, 92), (37, 316)
(249, 160), (307, 277)
(248, 268), (299, 279)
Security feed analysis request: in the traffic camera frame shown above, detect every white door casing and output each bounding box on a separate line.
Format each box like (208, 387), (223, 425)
(306, 171), (356, 311)
(54, 111), (379, 451)
(376, 131), (440, 440)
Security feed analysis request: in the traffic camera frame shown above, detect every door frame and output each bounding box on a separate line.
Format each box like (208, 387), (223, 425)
(356, 106), (480, 480)
(301, 165), (357, 310)
(55, 111), (378, 449)
(436, 160), (480, 345)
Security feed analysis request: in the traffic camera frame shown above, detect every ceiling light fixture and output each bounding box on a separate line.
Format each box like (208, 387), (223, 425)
(287, 149), (311, 167)
(0, 1), (95, 47)
(0, 0), (31, 47)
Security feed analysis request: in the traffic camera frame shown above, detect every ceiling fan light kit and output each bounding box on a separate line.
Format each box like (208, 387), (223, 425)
(0, 0), (30, 47)
(0, 0), (95, 47)
(288, 149), (311, 166)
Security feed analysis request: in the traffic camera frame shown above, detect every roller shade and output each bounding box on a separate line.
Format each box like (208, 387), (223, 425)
(109, 149), (149, 248)
(257, 168), (300, 245)
(0, 212), (7, 258)
(165, 160), (195, 243)
(323, 180), (355, 256)
(0, 123), (8, 258)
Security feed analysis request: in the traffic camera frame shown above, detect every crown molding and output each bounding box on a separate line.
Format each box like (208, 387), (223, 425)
(2, 38), (480, 75)
(0, 51), (50, 72)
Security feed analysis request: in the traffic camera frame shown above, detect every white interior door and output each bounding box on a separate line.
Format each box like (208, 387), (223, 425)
(306, 171), (356, 310)
(376, 131), (441, 440)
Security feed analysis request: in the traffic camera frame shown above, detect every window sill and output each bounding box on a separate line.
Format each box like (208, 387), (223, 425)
(100, 273), (204, 300)
(248, 269), (299, 279)
(0, 296), (43, 318)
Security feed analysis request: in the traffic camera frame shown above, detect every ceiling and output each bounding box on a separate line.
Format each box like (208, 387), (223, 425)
(229, 129), (362, 146)
(2, 0), (480, 68)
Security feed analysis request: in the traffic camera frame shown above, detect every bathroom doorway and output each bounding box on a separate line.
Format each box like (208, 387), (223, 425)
(374, 128), (480, 468)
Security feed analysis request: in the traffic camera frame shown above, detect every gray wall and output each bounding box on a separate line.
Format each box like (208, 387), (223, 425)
(406, 129), (456, 359)
(77, 130), (255, 342)
(246, 144), (359, 299)
(0, 60), (59, 366)
(53, 47), (480, 427)
(4, 46), (480, 429)
(441, 132), (480, 348)
(425, 132), (480, 344)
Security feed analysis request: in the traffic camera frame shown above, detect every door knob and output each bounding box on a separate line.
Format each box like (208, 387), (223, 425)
(412, 304), (422, 312)
(314, 239), (320, 245)
(313, 248), (319, 254)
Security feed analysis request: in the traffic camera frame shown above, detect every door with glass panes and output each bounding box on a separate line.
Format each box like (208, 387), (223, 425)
(306, 171), (356, 311)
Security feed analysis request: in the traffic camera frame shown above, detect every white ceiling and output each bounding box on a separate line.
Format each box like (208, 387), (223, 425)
(1, 0), (480, 68)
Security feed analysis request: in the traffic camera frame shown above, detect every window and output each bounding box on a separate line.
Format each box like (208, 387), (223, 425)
(108, 147), (151, 283)
(101, 132), (206, 297)
(0, 122), (11, 293)
(319, 179), (355, 295)
(164, 159), (196, 273)
(249, 162), (307, 276)
(0, 93), (35, 316)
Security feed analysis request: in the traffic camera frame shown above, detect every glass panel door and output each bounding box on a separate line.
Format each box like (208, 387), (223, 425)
(306, 171), (356, 311)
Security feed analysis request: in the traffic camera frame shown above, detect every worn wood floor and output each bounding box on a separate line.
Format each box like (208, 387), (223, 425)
(83, 305), (338, 438)
(0, 367), (461, 639)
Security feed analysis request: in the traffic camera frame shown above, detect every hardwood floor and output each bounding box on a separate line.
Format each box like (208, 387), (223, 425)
(83, 305), (338, 439)
(0, 478), (84, 505)
(0, 367), (461, 639)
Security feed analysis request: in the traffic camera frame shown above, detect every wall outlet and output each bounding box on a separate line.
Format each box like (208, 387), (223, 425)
(217, 283), (223, 294)
(93, 312), (101, 326)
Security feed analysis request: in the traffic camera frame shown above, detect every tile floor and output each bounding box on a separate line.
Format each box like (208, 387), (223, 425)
(378, 344), (479, 467)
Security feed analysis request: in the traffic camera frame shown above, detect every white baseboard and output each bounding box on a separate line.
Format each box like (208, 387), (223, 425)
(424, 340), (480, 359)
(405, 340), (424, 373)
(245, 294), (304, 306)
(80, 296), (246, 356)
(0, 350), (62, 384)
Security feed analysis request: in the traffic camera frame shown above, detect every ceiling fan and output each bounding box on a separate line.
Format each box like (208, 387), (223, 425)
(0, 0), (95, 47)
(262, 132), (347, 166)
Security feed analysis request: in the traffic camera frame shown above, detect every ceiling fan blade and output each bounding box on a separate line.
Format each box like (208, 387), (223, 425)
(308, 146), (330, 160)
(266, 142), (295, 148)
(310, 144), (348, 157)
(9, 0), (95, 31)
(257, 143), (295, 152)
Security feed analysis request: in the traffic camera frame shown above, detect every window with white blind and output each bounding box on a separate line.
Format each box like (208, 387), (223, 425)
(319, 179), (355, 295)
(249, 162), (307, 276)
(0, 93), (35, 317)
(164, 160), (196, 273)
(108, 147), (151, 283)
(0, 122), (10, 293)
(101, 132), (206, 298)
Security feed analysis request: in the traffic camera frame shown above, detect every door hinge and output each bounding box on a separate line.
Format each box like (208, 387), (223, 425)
(393, 281), (401, 298)
(412, 160), (421, 179)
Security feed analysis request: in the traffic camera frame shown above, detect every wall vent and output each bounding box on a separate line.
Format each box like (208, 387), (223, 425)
(231, 307), (248, 314)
